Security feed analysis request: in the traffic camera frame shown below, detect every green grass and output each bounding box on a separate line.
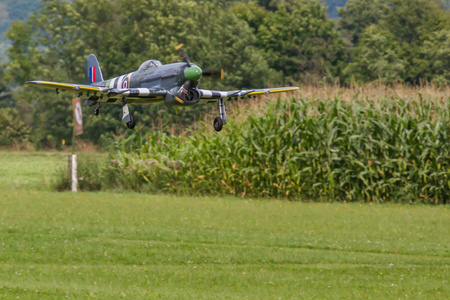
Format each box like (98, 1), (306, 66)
(0, 151), (105, 191)
(0, 151), (449, 298)
(0, 151), (68, 191)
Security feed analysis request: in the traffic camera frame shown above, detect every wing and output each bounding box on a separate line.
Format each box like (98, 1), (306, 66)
(26, 80), (108, 93)
(25, 81), (168, 103)
(198, 86), (299, 103)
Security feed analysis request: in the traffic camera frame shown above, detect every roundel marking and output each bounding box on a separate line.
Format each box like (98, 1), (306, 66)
(122, 76), (130, 89)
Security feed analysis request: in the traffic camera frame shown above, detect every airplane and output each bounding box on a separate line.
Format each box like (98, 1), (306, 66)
(26, 44), (299, 132)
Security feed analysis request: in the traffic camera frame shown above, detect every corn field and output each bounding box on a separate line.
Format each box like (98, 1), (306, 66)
(100, 96), (449, 203)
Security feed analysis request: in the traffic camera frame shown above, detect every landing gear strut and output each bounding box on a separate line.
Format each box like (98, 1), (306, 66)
(122, 97), (136, 129)
(214, 98), (226, 132)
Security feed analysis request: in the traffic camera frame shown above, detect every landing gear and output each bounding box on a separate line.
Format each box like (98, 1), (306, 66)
(93, 106), (100, 116)
(214, 117), (223, 132)
(127, 114), (136, 129)
(122, 97), (136, 129)
(213, 98), (227, 132)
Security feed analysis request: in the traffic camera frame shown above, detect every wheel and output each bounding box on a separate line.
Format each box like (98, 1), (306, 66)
(213, 117), (223, 132)
(93, 107), (100, 116)
(126, 114), (136, 129)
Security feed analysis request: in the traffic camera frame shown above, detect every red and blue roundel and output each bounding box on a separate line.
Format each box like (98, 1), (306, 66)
(122, 76), (130, 89)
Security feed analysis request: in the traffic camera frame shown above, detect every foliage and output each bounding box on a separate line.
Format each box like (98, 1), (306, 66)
(233, 0), (346, 83)
(7, 88), (75, 149)
(422, 29), (450, 85)
(344, 25), (406, 83)
(53, 154), (106, 191)
(381, 0), (449, 83)
(4, 20), (41, 84)
(5, 0), (274, 88)
(80, 97), (450, 204)
(0, 107), (31, 146)
(337, 0), (387, 45)
(0, 66), (14, 107)
(382, 0), (446, 45)
(338, 0), (450, 84)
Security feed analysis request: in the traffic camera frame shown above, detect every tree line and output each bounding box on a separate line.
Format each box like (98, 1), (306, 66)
(0, 0), (449, 148)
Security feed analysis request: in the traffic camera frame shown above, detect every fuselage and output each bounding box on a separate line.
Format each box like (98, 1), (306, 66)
(90, 60), (201, 105)
(87, 59), (202, 106)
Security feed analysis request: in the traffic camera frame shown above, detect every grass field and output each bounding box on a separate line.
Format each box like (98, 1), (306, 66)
(0, 152), (449, 298)
(0, 152), (68, 191)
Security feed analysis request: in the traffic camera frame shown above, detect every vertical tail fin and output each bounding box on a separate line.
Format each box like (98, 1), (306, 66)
(85, 54), (104, 85)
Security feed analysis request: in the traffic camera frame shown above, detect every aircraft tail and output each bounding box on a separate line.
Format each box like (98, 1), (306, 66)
(85, 54), (104, 85)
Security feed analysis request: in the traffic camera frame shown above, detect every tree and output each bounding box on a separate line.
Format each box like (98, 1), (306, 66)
(422, 29), (450, 85)
(382, 0), (447, 45)
(0, 66), (14, 108)
(337, 0), (388, 45)
(0, 108), (31, 146)
(379, 0), (449, 83)
(4, 20), (41, 84)
(230, 1), (268, 35)
(344, 25), (406, 83)
(338, 0), (450, 84)
(234, 0), (346, 83)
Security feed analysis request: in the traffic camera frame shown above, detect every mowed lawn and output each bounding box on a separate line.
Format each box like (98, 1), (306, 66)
(0, 152), (448, 298)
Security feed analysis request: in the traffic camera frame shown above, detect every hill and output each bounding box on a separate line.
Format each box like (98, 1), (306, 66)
(0, 0), (41, 61)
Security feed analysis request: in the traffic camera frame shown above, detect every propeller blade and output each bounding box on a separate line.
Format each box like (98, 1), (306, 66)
(202, 69), (224, 80)
(175, 43), (192, 67)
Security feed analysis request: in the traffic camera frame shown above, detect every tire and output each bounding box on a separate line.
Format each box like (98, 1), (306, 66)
(127, 114), (136, 129)
(213, 117), (223, 132)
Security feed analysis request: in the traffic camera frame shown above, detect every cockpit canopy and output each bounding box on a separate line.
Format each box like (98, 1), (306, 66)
(138, 60), (162, 72)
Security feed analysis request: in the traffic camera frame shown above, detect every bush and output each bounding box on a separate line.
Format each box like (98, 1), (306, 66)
(0, 108), (31, 147)
(52, 154), (106, 191)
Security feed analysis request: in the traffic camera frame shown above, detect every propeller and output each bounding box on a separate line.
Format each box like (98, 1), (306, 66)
(176, 43), (202, 83)
(174, 43), (201, 102)
(175, 43), (192, 67)
(176, 43), (224, 80)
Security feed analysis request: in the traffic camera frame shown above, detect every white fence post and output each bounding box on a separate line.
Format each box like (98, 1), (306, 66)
(72, 154), (78, 192)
